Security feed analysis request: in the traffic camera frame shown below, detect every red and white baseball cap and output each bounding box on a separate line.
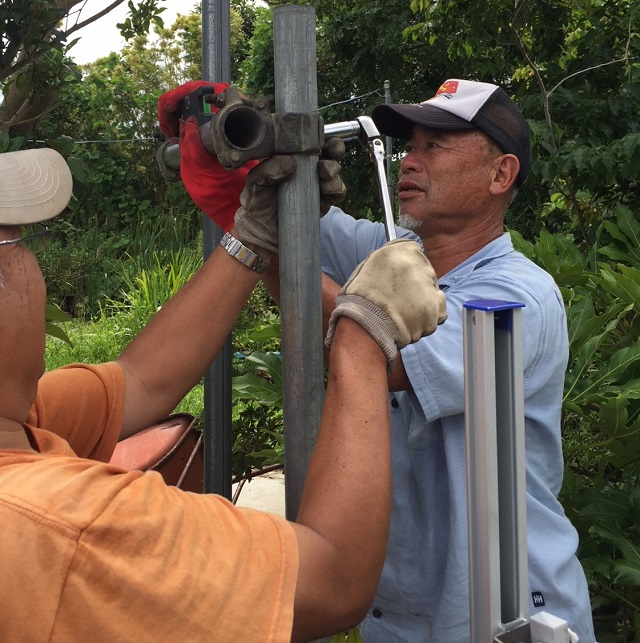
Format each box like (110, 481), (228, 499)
(372, 79), (531, 186)
(0, 148), (73, 225)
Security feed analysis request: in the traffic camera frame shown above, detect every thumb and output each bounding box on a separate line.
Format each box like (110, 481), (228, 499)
(248, 155), (297, 187)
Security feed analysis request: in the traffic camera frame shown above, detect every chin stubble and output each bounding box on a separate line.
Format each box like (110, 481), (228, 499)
(397, 214), (422, 231)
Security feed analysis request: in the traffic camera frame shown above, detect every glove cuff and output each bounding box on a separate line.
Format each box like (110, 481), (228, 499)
(324, 294), (399, 373)
(235, 208), (279, 255)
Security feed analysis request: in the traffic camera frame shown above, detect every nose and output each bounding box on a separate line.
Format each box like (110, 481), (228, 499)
(400, 149), (421, 175)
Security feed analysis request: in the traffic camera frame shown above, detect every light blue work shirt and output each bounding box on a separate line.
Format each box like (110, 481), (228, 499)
(321, 208), (595, 642)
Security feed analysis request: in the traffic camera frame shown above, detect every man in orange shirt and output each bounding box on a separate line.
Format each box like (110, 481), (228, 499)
(0, 146), (446, 641)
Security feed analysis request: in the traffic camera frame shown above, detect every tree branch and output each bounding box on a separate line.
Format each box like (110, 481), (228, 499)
(548, 56), (640, 97)
(508, 1), (593, 245)
(64, 0), (128, 38)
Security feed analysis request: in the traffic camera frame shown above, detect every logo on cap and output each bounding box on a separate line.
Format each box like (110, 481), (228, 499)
(436, 80), (459, 96)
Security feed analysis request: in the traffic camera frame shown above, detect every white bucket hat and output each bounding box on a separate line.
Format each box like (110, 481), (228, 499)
(0, 148), (73, 225)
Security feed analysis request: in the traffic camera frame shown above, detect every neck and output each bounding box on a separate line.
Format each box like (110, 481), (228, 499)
(0, 417), (36, 452)
(419, 218), (504, 278)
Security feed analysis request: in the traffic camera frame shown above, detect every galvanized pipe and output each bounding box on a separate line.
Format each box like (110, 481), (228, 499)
(201, 0), (233, 498)
(273, 5), (325, 521)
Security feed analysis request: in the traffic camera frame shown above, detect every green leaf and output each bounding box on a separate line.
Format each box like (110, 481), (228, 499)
(592, 521), (640, 586)
(232, 373), (282, 406)
(45, 304), (72, 323)
(66, 156), (91, 184)
(244, 351), (283, 385)
(45, 304), (72, 346)
(595, 264), (640, 312)
(248, 324), (281, 342)
(45, 321), (72, 346)
(45, 136), (75, 156)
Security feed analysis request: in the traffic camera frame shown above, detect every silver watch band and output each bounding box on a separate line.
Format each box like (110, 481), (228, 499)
(219, 232), (269, 274)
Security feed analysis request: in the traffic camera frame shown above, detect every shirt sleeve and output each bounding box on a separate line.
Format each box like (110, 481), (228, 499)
(320, 207), (418, 285)
(27, 362), (125, 462)
(402, 264), (567, 424)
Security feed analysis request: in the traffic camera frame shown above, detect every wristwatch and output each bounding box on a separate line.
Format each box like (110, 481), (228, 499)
(219, 232), (269, 274)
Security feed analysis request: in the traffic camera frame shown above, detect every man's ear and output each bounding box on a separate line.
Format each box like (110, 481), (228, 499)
(489, 154), (520, 195)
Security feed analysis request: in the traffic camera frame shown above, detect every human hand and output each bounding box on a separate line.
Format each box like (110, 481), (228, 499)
(179, 116), (258, 232)
(319, 137), (347, 215)
(157, 81), (258, 232)
(234, 137), (346, 252)
(157, 80), (227, 139)
(324, 239), (447, 371)
(234, 155), (297, 255)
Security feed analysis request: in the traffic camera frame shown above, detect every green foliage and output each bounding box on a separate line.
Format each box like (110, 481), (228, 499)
(45, 304), (73, 346)
(331, 628), (364, 643)
(39, 207), (200, 318)
(113, 248), (202, 325)
(116, 0), (166, 40)
(233, 351), (283, 408)
(1, 0), (164, 136)
(231, 292), (284, 478)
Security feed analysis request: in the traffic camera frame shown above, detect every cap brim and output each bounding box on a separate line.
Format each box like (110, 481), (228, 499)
(0, 148), (73, 226)
(372, 103), (477, 139)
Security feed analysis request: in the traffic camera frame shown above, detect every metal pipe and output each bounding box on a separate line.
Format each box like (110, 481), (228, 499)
(273, 5), (324, 522)
(324, 120), (362, 140)
(162, 119), (364, 170)
(201, 0), (233, 498)
(162, 114), (396, 241)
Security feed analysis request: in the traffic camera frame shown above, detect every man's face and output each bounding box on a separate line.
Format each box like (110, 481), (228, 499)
(396, 126), (503, 233)
(0, 226), (47, 398)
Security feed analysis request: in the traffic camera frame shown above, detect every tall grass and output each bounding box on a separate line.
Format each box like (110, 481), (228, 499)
(41, 208), (201, 319)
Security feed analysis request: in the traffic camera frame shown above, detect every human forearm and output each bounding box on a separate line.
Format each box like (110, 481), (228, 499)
(290, 318), (391, 640)
(117, 241), (261, 438)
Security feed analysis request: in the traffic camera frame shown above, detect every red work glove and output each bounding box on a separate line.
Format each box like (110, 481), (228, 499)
(179, 116), (258, 232)
(158, 80), (227, 139)
(158, 81), (258, 232)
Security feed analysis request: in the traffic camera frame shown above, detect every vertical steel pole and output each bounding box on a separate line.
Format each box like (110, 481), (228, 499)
(273, 5), (324, 521)
(463, 300), (528, 641)
(201, 0), (233, 498)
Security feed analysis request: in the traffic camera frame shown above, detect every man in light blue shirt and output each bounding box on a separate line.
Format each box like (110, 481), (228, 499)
(320, 79), (595, 641)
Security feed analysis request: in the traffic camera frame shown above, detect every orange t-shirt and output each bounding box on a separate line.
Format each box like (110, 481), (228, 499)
(27, 362), (125, 461)
(2, 363), (298, 641)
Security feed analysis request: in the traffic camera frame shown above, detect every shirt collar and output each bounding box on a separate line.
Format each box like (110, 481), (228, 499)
(437, 232), (514, 291)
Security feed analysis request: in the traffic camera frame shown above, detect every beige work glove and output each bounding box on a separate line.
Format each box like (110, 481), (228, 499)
(325, 239), (448, 371)
(234, 138), (347, 254)
(318, 137), (347, 214)
(234, 155), (297, 255)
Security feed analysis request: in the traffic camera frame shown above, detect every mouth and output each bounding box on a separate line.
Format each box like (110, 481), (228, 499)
(397, 182), (424, 198)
